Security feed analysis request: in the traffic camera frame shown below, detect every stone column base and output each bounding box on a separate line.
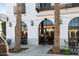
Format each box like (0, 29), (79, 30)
(52, 47), (60, 54)
(0, 53), (9, 56)
(47, 47), (60, 54)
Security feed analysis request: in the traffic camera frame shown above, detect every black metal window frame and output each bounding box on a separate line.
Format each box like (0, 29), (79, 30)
(36, 3), (79, 12)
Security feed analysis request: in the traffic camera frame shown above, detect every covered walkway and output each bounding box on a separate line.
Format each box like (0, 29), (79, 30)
(9, 45), (60, 56)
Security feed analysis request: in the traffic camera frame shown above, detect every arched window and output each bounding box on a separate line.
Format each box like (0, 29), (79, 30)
(69, 17), (79, 27)
(68, 17), (79, 42)
(39, 18), (54, 45)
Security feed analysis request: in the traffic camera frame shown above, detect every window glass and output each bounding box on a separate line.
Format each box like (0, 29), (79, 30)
(69, 17), (79, 27)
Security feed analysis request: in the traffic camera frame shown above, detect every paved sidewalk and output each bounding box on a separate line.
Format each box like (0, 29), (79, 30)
(9, 45), (56, 56)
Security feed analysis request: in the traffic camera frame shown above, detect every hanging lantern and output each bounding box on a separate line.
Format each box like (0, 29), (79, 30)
(31, 20), (34, 26)
(9, 22), (12, 27)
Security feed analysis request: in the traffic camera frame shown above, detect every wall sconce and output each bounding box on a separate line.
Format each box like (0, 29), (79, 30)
(7, 17), (9, 22)
(9, 22), (12, 27)
(31, 20), (34, 26)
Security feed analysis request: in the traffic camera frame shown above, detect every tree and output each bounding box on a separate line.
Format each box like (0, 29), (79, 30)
(15, 3), (22, 51)
(52, 3), (60, 54)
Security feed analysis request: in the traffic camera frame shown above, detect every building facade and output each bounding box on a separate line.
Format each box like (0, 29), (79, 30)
(4, 3), (79, 49)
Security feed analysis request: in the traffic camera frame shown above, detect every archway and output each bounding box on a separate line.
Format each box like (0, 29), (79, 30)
(0, 14), (9, 55)
(38, 18), (54, 45)
(68, 17), (79, 54)
(68, 17), (79, 43)
(0, 14), (8, 38)
(21, 21), (28, 45)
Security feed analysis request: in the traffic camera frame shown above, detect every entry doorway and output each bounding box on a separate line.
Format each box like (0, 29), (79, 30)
(21, 21), (27, 45)
(68, 17), (79, 43)
(39, 18), (54, 45)
(68, 17), (79, 54)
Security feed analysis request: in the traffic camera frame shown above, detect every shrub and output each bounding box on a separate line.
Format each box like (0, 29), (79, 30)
(63, 49), (70, 55)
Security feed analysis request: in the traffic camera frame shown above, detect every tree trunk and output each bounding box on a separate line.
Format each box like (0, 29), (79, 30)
(15, 3), (22, 51)
(48, 3), (61, 54)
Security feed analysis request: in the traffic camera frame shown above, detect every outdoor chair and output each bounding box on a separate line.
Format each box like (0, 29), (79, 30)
(69, 41), (79, 55)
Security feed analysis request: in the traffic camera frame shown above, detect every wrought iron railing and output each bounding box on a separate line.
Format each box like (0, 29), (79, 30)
(36, 3), (79, 12)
